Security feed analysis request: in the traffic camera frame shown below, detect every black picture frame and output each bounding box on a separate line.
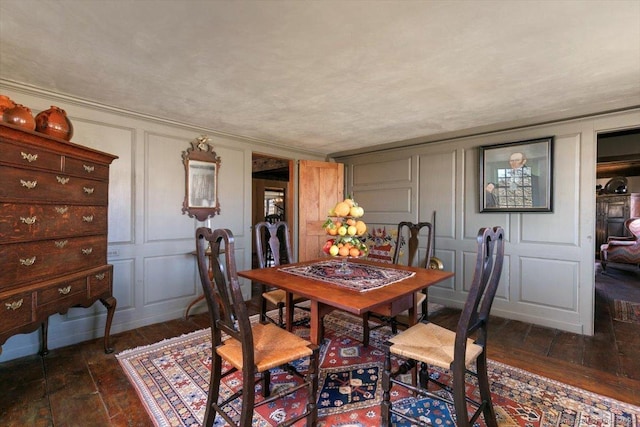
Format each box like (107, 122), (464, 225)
(480, 136), (553, 212)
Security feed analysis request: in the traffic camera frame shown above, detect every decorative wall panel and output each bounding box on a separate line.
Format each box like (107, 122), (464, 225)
(73, 120), (135, 244)
(521, 133), (581, 245)
(146, 132), (193, 242)
(144, 255), (198, 304)
(418, 151), (456, 239)
(353, 158), (412, 185)
(520, 257), (578, 310)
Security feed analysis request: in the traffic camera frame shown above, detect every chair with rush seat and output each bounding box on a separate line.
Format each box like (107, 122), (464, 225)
(195, 227), (319, 427)
(381, 226), (505, 427)
(362, 221), (433, 346)
(255, 221), (307, 329)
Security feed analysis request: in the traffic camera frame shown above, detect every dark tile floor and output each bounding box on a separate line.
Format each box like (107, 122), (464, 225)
(0, 263), (639, 426)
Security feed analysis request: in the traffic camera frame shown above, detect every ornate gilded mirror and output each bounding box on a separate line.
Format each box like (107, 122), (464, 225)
(182, 135), (221, 221)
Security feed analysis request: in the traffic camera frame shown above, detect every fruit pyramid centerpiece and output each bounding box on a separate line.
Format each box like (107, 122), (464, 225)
(321, 197), (368, 259)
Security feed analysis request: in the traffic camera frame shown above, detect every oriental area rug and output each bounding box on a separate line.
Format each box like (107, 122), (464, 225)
(117, 310), (639, 427)
(614, 299), (640, 324)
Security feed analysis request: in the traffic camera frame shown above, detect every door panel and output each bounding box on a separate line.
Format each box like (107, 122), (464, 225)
(298, 160), (344, 262)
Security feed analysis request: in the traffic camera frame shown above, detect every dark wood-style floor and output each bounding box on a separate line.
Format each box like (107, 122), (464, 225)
(1, 263), (639, 426)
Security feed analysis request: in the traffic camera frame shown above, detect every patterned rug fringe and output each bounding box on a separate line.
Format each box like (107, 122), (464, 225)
(115, 328), (210, 358)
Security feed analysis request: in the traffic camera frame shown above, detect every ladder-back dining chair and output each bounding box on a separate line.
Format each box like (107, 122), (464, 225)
(381, 226), (505, 427)
(255, 221), (307, 329)
(362, 221), (433, 346)
(195, 227), (319, 427)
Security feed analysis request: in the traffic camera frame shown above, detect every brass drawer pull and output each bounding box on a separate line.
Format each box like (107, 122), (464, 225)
(5, 299), (24, 310)
(95, 273), (106, 280)
(55, 206), (69, 214)
(20, 216), (37, 225)
(20, 179), (37, 189)
(83, 164), (95, 173)
(21, 152), (38, 163)
(82, 215), (94, 222)
(56, 176), (70, 185)
(20, 256), (36, 266)
(58, 286), (72, 295)
(82, 248), (93, 255)
(83, 187), (95, 194)
(55, 240), (69, 248)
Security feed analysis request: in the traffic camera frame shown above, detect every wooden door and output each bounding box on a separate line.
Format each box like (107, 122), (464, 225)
(298, 160), (344, 262)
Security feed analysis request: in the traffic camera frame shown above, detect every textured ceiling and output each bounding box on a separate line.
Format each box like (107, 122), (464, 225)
(1, 1), (639, 156)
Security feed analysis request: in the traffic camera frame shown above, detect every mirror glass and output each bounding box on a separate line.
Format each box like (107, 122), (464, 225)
(182, 135), (221, 221)
(189, 160), (217, 207)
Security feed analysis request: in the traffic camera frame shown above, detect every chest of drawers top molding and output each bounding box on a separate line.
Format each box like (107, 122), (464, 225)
(1, 122), (117, 168)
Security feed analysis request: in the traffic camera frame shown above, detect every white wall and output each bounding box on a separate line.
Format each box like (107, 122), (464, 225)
(335, 109), (640, 335)
(0, 83), (324, 362)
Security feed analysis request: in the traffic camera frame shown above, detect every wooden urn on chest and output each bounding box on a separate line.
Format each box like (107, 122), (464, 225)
(0, 122), (118, 355)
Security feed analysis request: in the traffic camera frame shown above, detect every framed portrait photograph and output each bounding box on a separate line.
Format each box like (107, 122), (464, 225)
(479, 136), (553, 212)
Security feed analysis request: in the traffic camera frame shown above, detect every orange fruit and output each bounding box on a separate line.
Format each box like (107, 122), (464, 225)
(338, 246), (350, 257)
(334, 202), (350, 217)
(355, 220), (367, 235)
(349, 247), (361, 257)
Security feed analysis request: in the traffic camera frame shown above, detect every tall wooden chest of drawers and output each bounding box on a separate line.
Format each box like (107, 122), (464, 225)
(0, 122), (118, 355)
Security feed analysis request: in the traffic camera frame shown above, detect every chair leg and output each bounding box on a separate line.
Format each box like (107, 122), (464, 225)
(420, 289), (429, 322)
(260, 291), (268, 324)
(277, 302), (285, 328)
(286, 292), (294, 332)
(452, 360), (470, 427)
(261, 370), (271, 398)
(418, 362), (430, 389)
(204, 353), (222, 427)
(240, 367), (255, 427)
(362, 313), (370, 347)
(381, 344), (392, 427)
(306, 346), (320, 427)
(476, 354), (498, 427)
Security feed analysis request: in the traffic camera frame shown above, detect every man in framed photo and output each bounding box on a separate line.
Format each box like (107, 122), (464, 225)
(496, 151), (540, 208)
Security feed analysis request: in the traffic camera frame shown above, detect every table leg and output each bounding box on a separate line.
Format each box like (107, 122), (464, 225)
(309, 301), (334, 345)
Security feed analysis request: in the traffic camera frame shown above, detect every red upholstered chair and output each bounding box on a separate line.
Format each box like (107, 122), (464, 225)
(600, 217), (640, 270)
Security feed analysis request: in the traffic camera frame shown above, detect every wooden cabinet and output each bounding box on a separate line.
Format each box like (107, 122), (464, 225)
(596, 193), (640, 256)
(0, 123), (118, 355)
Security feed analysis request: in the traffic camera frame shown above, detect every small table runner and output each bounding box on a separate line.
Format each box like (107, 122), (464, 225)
(280, 259), (415, 292)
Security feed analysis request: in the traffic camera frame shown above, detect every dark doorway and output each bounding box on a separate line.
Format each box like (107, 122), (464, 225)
(251, 153), (292, 268)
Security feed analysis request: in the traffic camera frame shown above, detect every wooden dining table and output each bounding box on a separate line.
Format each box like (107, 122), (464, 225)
(237, 257), (454, 345)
